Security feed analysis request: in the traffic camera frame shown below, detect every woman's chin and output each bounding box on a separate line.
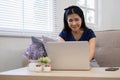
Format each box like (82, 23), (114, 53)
(71, 29), (79, 32)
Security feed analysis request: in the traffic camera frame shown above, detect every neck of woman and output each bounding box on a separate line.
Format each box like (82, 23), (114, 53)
(72, 29), (83, 34)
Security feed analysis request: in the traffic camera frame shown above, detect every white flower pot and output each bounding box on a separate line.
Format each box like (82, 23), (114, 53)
(43, 64), (51, 72)
(35, 64), (42, 72)
(28, 60), (42, 72)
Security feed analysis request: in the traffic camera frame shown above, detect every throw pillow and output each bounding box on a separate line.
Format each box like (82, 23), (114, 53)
(42, 35), (57, 43)
(42, 35), (57, 49)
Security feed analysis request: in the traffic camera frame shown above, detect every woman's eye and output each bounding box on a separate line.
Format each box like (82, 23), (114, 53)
(68, 19), (73, 22)
(75, 18), (79, 21)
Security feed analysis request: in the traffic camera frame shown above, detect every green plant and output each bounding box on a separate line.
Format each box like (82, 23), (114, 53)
(38, 57), (51, 64)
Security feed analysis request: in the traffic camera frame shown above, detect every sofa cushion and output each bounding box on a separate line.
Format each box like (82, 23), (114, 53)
(95, 47), (120, 67)
(42, 36), (57, 42)
(95, 30), (120, 48)
(95, 30), (120, 67)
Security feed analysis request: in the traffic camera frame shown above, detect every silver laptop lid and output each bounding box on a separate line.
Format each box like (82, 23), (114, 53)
(46, 41), (90, 71)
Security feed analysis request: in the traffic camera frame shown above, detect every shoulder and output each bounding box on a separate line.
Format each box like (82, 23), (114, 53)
(84, 28), (96, 39)
(84, 28), (95, 34)
(59, 29), (67, 36)
(59, 29), (68, 39)
(85, 28), (94, 32)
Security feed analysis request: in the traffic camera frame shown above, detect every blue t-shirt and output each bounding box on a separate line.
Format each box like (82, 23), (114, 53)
(59, 28), (96, 41)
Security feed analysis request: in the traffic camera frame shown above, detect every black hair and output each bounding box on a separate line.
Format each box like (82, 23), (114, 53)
(63, 5), (87, 32)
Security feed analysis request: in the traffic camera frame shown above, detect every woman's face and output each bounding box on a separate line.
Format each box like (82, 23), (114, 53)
(67, 13), (82, 32)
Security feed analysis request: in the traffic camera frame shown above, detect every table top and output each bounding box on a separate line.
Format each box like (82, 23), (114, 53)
(0, 67), (120, 78)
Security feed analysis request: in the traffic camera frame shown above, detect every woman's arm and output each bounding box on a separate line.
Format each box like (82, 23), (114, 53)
(89, 38), (96, 61)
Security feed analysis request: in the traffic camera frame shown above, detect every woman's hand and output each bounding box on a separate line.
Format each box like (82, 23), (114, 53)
(57, 37), (65, 42)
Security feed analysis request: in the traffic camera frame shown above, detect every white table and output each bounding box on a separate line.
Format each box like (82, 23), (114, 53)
(0, 67), (120, 80)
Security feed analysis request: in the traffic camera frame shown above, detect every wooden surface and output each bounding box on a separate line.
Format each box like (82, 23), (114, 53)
(0, 67), (120, 80)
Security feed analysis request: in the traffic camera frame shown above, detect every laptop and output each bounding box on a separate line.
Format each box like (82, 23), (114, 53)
(45, 41), (90, 71)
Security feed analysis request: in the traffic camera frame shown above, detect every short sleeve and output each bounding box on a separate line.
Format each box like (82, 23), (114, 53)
(59, 30), (67, 40)
(88, 29), (96, 40)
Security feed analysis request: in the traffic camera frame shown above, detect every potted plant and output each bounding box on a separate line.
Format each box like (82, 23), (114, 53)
(38, 57), (51, 72)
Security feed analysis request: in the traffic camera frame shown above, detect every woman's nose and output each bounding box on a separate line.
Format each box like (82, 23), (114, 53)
(72, 21), (77, 25)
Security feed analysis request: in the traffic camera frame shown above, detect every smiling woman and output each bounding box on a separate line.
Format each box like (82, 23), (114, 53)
(58, 5), (99, 67)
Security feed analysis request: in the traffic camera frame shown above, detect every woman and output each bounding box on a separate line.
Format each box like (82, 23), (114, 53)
(58, 5), (99, 67)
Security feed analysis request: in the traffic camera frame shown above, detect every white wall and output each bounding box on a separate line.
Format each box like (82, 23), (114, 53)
(98, 0), (120, 30)
(0, 36), (31, 72)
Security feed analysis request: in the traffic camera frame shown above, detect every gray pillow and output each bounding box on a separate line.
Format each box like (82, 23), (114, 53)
(95, 47), (120, 67)
(23, 36), (47, 60)
(42, 35), (57, 42)
(42, 36), (57, 50)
